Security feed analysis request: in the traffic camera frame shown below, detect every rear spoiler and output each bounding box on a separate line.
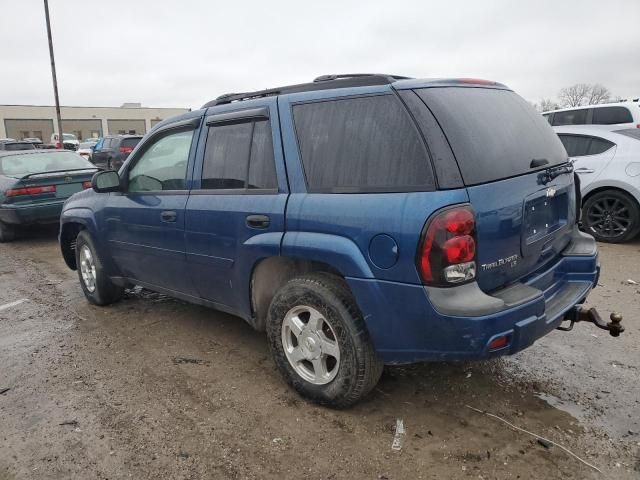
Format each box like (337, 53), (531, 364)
(19, 168), (98, 180)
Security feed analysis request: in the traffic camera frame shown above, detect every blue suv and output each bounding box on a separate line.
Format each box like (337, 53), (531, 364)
(59, 74), (609, 406)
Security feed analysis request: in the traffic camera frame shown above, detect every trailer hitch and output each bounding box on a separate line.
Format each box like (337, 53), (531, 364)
(557, 306), (624, 337)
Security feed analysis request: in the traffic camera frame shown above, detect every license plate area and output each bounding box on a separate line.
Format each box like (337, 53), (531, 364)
(523, 187), (569, 246)
(56, 183), (83, 198)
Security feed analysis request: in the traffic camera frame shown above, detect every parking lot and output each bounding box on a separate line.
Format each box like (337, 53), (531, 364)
(0, 227), (637, 479)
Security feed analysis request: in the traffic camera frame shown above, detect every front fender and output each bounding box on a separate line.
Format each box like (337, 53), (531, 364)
(281, 231), (373, 278)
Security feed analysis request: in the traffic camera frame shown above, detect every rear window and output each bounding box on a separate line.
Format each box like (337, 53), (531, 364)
(592, 106), (633, 125)
(293, 95), (434, 192)
(414, 87), (567, 185)
(3, 142), (35, 151)
(552, 109), (589, 126)
(0, 152), (94, 176)
(121, 137), (141, 148)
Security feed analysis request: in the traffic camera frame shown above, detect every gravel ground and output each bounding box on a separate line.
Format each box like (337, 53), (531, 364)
(0, 226), (638, 479)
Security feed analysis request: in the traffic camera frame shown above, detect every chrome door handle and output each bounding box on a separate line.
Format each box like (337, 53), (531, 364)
(574, 168), (595, 174)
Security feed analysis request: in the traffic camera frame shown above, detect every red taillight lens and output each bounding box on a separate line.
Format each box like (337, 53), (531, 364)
(443, 235), (476, 263)
(56, 142), (63, 149)
(6, 185), (56, 197)
(82, 181), (92, 189)
(418, 205), (477, 286)
(119, 146), (133, 154)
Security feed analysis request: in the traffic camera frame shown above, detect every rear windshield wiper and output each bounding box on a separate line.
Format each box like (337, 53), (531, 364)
(538, 162), (574, 185)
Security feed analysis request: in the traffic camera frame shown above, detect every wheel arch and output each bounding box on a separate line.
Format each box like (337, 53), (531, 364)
(249, 256), (348, 332)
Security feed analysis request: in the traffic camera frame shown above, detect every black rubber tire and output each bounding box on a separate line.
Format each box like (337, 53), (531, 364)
(0, 221), (15, 243)
(582, 190), (640, 243)
(266, 273), (383, 408)
(75, 230), (124, 305)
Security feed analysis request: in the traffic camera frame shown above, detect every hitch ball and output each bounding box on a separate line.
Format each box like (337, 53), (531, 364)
(608, 312), (624, 337)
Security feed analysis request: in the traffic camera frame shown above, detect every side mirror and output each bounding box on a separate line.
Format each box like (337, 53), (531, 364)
(92, 170), (121, 193)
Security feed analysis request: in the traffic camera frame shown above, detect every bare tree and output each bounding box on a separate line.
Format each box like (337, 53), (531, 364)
(586, 84), (611, 105)
(558, 83), (591, 107)
(539, 98), (559, 112)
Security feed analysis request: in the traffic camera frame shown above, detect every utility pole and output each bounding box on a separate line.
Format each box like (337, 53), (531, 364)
(43, 0), (63, 147)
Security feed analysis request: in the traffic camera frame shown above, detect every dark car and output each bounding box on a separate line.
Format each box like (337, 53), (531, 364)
(0, 141), (36, 151)
(91, 135), (142, 170)
(59, 74), (616, 407)
(0, 150), (97, 241)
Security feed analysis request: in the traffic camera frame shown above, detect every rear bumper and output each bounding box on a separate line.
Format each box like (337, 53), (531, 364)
(347, 228), (599, 364)
(0, 201), (65, 225)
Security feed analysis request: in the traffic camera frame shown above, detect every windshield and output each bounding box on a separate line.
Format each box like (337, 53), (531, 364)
(415, 87), (568, 185)
(0, 152), (95, 176)
(63, 134), (78, 141)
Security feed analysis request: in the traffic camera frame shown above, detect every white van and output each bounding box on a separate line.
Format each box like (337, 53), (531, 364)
(543, 100), (640, 129)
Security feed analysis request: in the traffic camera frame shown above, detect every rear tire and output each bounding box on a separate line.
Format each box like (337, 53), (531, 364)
(75, 230), (123, 305)
(0, 222), (15, 243)
(582, 190), (640, 243)
(266, 273), (383, 408)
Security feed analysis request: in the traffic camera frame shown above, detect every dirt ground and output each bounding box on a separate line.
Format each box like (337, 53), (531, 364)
(0, 227), (638, 480)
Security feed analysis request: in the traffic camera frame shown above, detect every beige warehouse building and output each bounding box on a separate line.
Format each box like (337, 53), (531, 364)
(0, 103), (190, 142)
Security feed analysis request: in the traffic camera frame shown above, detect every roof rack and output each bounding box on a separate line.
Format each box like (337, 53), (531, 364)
(203, 73), (410, 107)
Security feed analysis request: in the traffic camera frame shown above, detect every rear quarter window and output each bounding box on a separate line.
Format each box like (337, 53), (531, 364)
(293, 94), (434, 192)
(592, 107), (633, 125)
(414, 87), (567, 185)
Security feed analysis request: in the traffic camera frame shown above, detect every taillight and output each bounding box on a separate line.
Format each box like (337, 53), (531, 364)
(6, 185), (56, 197)
(82, 181), (92, 189)
(417, 205), (477, 286)
(119, 146), (133, 154)
(56, 142), (63, 149)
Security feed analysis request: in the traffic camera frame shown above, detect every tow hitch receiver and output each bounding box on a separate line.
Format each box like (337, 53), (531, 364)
(558, 306), (624, 337)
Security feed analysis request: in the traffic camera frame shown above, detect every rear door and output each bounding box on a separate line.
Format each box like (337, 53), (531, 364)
(184, 98), (287, 315)
(558, 134), (616, 189)
(411, 86), (576, 292)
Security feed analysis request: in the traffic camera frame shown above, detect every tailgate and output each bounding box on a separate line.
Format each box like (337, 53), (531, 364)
(467, 171), (575, 292)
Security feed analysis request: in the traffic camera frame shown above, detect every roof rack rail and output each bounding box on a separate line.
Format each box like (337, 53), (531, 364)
(313, 73), (410, 83)
(202, 73), (411, 108)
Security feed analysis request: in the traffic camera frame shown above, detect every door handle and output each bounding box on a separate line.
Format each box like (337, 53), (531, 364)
(246, 214), (270, 229)
(574, 167), (595, 174)
(160, 210), (177, 222)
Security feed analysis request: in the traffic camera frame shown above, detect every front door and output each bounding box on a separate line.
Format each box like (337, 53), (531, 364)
(185, 99), (287, 315)
(105, 125), (199, 295)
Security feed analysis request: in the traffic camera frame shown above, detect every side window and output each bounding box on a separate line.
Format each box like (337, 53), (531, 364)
(592, 107), (633, 125)
(558, 135), (615, 157)
(128, 129), (194, 192)
(248, 120), (277, 189)
(543, 113), (553, 124)
(558, 135), (590, 157)
(201, 118), (277, 190)
(552, 109), (588, 126)
(293, 95), (433, 192)
(587, 137), (615, 155)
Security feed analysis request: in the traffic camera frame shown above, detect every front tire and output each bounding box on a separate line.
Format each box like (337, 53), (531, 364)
(582, 190), (640, 243)
(0, 221), (15, 243)
(266, 273), (383, 407)
(75, 230), (123, 305)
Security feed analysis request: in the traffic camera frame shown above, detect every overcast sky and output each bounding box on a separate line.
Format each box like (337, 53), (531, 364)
(1, 0), (638, 109)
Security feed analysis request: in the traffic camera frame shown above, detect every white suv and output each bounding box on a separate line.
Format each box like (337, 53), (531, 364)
(554, 125), (640, 242)
(545, 100), (640, 129)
